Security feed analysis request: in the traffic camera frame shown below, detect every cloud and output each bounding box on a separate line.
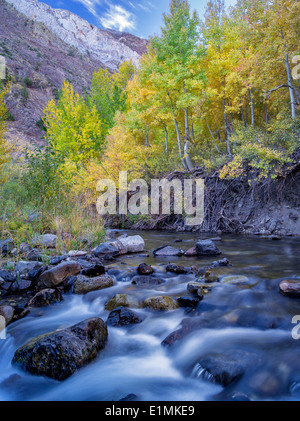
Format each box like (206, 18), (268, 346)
(100, 4), (136, 32)
(73, 0), (104, 20)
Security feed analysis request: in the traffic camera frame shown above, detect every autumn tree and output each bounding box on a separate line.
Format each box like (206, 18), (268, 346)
(151, 0), (204, 170)
(44, 81), (104, 166)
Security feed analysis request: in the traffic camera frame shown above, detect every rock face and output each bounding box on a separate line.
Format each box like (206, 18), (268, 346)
(221, 275), (249, 285)
(177, 296), (202, 308)
(73, 275), (114, 295)
(107, 307), (144, 327)
(279, 280), (300, 298)
(195, 240), (221, 256)
(40, 261), (81, 287)
(6, 0), (143, 72)
(153, 246), (183, 257)
(144, 296), (180, 311)
(12, 318), (108, 381)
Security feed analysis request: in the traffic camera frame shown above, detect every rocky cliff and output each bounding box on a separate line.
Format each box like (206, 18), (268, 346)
(5, 0), (145, 71)
(0, 0), (147, 146)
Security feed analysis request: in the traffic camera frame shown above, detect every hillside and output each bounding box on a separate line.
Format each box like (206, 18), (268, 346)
(0, 0), (147, 146)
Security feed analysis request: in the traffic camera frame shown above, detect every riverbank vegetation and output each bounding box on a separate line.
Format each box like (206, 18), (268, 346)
(0, 0), (299, 243)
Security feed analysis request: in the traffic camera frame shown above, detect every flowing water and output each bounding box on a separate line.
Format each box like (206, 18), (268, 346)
(0, 231), (300, 401)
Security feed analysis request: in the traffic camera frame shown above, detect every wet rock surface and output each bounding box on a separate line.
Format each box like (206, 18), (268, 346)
(107, 306), (145, 327)
(73, 275), (114, 294)
(12, 318), (108, 381)
(137, 263), (154, 275)
(195, 240), (222, 256)
(279, 279), (300, 298)
(153, 246), (184, 257)
(27, 289), (63, 307)
(105, 294), (139, 311)
(144, 296), (180, 311)
(132, 276), (164, 287)
(40, 261), (81, 288)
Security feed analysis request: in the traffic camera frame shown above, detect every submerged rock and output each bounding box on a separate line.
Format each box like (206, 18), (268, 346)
(74, 274), (114, 294)
(193, 350), (255, 387)
(153, 246), (183, 257)
(27, 289), (63, 307)
(177, 296), (202, 308)
(107, 306), (144, 327)
(166, 264), (188, 274)
(131, 275), (164, 287)
(195, 240), (221, 256)
(40, 261), (81, 288)
(144, 296), (180, 311)
(279, 280), (300, 298)
(221, 275), (250, 285)
(12, 318), (108, 381)
(119, 394), (139, 402)
(105, 294), (139, 311)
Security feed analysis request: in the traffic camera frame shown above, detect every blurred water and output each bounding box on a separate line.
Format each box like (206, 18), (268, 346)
(0, 231), (299, 401)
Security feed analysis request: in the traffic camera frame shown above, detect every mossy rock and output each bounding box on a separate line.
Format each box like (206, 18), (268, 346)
(144, 296), (180, 311)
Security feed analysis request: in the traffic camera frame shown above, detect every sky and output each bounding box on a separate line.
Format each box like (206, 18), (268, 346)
(41, 0), (237, 39)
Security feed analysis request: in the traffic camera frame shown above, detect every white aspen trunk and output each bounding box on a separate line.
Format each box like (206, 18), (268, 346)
(284, 52), (296, 120)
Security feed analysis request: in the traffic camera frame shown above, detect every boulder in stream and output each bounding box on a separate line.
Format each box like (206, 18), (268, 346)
(40, 261), (81, 288)
(107, 307), (145, 327)
(279, 280), (300, 298)
(144, 296), (180, 311)
(27, 289), (63, 307)
(195, 240), (221, 256)
(132, 275), (164, 287)
(12, 317), (108, 381)
(105, 294), (139, 311)
(137, 263), (154, 275)
(74, 274), (114, 294)
(153, 246), (183, 257)
(118, 235), (145, 253)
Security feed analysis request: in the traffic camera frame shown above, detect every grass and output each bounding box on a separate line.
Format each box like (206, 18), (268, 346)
(0, 163), (106, 265)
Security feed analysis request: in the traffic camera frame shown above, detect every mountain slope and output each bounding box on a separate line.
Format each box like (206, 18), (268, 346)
(5, 0), (145, 71)
(0, 0), (146, 146)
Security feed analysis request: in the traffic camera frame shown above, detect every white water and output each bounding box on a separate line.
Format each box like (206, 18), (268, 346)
(0, 231), (300, 401)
